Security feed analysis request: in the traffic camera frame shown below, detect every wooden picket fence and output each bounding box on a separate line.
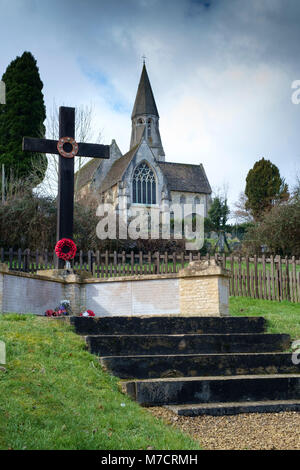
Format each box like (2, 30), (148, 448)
(1, 248), (300, 303)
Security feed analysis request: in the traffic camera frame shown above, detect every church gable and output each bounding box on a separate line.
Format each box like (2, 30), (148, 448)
(91, 139), (122, 191)
(75, 139), (122, 199)
(121, 139), (167, 206)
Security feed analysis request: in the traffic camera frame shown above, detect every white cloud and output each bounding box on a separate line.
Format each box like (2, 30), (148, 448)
(0, 0), (299, 212)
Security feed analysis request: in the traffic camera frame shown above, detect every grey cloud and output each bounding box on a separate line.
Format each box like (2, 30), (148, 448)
(0, 0), (299, 209)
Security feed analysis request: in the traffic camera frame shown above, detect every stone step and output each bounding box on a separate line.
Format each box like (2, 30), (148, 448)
(86, 333), (290, 356)
(122, 374), (300, 406)
(100, 352), (299, 379)
(71, 315), (266, 336)
(166, 400), (300, 416)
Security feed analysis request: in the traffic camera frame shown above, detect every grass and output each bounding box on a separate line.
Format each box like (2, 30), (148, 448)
(229, 297), (300, 341)
(0, 297), (299, 450)
(0, 314), (200, 450)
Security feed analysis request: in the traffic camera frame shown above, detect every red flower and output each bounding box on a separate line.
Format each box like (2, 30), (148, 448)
(55, 238), (77, 261)
(45, 309), (54, 316)
(80, 310), (95, 317)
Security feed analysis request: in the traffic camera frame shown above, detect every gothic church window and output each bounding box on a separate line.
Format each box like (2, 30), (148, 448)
(132, 162), (156, 205)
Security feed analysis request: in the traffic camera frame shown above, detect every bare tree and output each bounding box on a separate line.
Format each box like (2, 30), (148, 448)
(35, 101), (103, 197)
(233, 191), (253, 224)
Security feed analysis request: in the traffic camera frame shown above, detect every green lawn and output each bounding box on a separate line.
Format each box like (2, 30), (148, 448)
(229, 297), (300, 340)
(0, 314), (200, 450)
(0, 298), (299, 450)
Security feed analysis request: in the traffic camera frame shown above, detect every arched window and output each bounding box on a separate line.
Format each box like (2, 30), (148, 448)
(137, 118), (144, 125)
(132, 163), (156, 205)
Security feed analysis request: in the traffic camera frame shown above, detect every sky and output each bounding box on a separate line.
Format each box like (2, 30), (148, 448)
(0, 0), (300, 218)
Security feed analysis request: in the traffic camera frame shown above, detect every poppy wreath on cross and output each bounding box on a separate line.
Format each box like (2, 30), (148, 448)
(55, 238), (77, 261)
(57, 136), (79, 159)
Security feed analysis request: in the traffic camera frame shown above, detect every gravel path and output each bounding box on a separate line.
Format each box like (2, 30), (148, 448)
(147, 407), (300, 450)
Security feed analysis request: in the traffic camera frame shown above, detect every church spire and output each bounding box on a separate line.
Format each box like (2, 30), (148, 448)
(131, 63), (159, 119)
(130, 64), (165, 161)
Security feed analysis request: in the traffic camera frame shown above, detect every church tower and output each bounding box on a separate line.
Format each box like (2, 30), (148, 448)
(130, 63), (165, 161)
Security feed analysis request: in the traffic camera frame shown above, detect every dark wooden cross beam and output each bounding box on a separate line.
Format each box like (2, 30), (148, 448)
(23, 106), (110, 265)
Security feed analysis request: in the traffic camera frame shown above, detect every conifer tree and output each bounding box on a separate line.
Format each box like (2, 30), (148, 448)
(0, 51), (47, 185)
(245, 158), (289, 220)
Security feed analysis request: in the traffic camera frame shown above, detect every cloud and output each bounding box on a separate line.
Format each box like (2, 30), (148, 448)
(0, 0), (300, 213)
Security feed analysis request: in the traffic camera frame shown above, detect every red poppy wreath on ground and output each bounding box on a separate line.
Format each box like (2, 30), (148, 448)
(55, 238), (77, 261)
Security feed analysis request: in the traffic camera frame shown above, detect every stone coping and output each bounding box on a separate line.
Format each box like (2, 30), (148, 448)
(0, 259), (230, 285)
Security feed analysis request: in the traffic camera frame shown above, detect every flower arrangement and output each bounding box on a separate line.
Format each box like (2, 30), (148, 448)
(55, 238), (77, 261)
(80, 310), (95, 317)
(44, 300), (72, 317)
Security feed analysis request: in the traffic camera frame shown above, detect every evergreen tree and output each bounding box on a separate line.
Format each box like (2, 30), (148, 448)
(206, 196), (230, 253)
(0, 51), (47, 185)
(245, 157), (288, 220)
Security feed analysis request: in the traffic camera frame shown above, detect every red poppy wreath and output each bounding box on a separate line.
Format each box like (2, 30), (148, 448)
(55, 238), (77, 261)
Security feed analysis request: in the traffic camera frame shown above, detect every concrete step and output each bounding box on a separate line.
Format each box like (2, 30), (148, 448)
(100, 352), (299, 379)
(86, 333), (290, 356)
(71, 315), (267, 336)
(122, 374), (300, 406)
(166, 400), (300, 416)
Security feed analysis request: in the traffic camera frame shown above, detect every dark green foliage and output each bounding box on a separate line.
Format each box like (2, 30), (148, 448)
(245, 158), (289, 220)
(0, 52), (47, 185)
(205, 196), (230, 253)
(206, 196), (230, 232)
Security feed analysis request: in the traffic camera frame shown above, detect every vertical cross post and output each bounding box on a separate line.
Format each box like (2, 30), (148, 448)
(57, 107), (75, 242)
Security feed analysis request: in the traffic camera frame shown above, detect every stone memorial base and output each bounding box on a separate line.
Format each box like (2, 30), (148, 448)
(178, 259), (230, 316)
(1, 260), (230, 317)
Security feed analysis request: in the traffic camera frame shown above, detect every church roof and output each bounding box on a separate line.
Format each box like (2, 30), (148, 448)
(75, 158), (102, 190)
(157, 162), (212, 194)
(97, 141), (211, 195)
(98, 145), (139, 193)
(131, 64), (159, 119)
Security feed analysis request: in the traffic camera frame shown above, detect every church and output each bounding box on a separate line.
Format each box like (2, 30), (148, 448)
(76, 64), (212, 220)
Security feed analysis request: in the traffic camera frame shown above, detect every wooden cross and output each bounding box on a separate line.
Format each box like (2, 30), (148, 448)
(23, 106), (110, 262)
